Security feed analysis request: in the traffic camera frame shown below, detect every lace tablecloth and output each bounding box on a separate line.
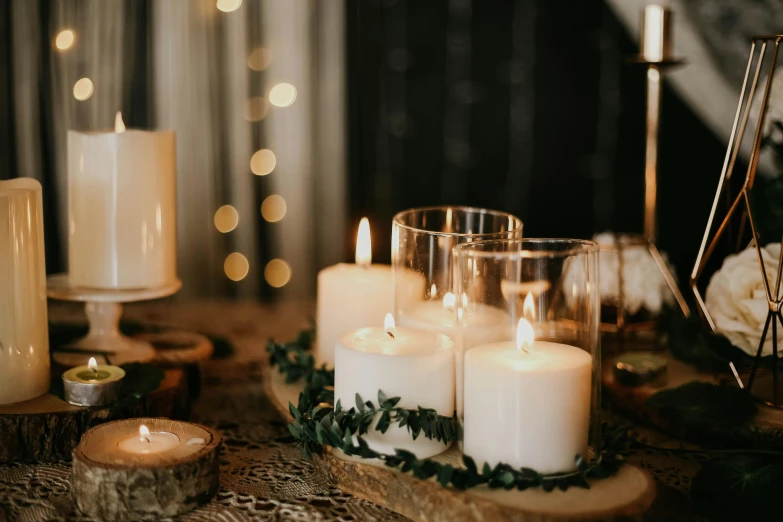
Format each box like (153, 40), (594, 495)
(0, 300), (698, 521)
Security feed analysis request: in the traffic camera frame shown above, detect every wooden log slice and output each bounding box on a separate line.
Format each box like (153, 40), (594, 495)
(0, 368), (190, 463)
(72, 418), (221, 521)
(264, 368), (656, 522)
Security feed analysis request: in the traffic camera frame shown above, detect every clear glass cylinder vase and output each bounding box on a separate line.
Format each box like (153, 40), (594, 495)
(391, 206), (523, 334)
(453, 239), (600, 474)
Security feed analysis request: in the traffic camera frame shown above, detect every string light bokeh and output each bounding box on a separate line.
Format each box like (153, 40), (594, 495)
(224, 252), (249, 281)
(247, 48), (272, 72)
(214, 205), (239, 233)
(269, 83), (297, 108)
(55, 29), (75, 51)
(261, 195), (286, 222)
(250, 149), (276, 176)
(264, 259), (291, 288)
(73, 78), (94, 101)
(216, 0), (242, 13)
(244, 97), (269, 122)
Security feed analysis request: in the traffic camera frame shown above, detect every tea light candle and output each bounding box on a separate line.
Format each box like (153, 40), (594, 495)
(118, 424), (181, 455)
(72, 418), (220, 520)
(463, 318), (592, 474)
(398, 292), (509, 417)
(334, 314), (454, 458)
(62, 357), (125, 406)
(67, 112), (177, 289)
(316, 218), (424, 367)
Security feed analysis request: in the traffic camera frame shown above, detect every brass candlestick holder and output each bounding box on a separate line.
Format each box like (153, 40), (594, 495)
(691, 34), (783, 408)
(603, 5), (689, 340)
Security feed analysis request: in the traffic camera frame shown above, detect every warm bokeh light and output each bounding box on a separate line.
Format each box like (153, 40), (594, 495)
(384, 313), (396, 331)
(224, 253), (249, 281)
(73, 78), (94, 101)
(355, 217), (372, 266)
(250, 149), (276, 175)
(442, 292), (456, 309)
(216, 0), (242, 13)
(269, 83), (297, 107)
(114, 111), (126, 133)
(264, 259), (291, 288)
(244, 97), (269, 122)
(261, 195), (286, 222)
(247, 48), (272, 71)
(55, 29), (75, 50)
(516, 318), (535, 351)
(214, 205), (239, 233)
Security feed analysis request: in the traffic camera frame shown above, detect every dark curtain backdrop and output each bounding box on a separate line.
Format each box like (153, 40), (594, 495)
(346, 0), (727, 284)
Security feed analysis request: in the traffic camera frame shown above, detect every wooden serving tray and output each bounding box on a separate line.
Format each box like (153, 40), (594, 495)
(265, 368), (656, 522)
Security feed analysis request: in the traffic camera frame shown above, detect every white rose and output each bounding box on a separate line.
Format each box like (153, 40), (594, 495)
(593, 232), (675, 316)
(705, 243), (783, 357)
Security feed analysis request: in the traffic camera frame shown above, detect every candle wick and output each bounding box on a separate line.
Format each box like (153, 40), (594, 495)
(387, 331), (395, 339)
(141, 436), (150, 443)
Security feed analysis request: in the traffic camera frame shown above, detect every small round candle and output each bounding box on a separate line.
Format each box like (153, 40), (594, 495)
(463, 318), (592, 474)
(62, 357), (125, 406)
(118, 424), (181, 455)
(334, 314), (455, 458)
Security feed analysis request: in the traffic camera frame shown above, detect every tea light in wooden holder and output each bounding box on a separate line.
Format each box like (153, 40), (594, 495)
(72, 417), (221, 521)
(62, 357), (125, 406)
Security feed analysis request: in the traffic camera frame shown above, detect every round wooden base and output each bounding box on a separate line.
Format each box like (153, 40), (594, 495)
(72, 418), (221, 521)
(0, 369), (189, 463)
(265, 368), (657, 522)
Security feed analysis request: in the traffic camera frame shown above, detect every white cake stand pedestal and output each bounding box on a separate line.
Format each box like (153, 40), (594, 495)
(47, 274), (182, 366)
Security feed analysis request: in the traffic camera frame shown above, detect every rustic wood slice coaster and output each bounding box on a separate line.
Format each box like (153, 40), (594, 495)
(135, 329), (214, 366)
(72, 418), (221, 521)
(0, 368), (190, 463)
(602, 355), (783, 431)
(264, 368), (656, 522)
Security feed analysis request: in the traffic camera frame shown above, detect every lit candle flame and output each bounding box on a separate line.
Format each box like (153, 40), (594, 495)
(516, 318), (534, 353)
(442, 292), (456, 310)
(139, 424), (151, 443)
(384, 313), (396, 331)
(355, 217), (372, 267)
(114, 111), (126, 133)
(88, 357), (98, 373)
(430, 283), (437, 300)
(523, 293), (535, 321)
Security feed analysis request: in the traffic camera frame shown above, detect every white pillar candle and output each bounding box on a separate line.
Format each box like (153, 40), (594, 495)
(464, 318), (592, 474)
(117, 424), (181, 455)
(68, 112), (177, 289)
(334, 314), (454, 458)
(316, 218), (424, 367)
(0, 178), (50, 405)
(398, 293), (509, 417)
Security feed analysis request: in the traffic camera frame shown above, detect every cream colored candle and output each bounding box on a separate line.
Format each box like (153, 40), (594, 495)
(0, 178), (50, 405)
(334, 314), (454, 458)
(68, 112), (177, 289)
(463, 318), (592, 474)
(118, 425), (181, 455)
(316, 218), (424, 366)
(398, 293), (509, 417)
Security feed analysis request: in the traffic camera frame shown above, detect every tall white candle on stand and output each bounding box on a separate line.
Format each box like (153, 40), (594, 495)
(316, 218), (424, 367)
(0, 178), (50, 405)
(334, 314), (454, 458)
(398, 291), (509, 417)
(68, 112), (177, 289)
(464, 317), (592, 474)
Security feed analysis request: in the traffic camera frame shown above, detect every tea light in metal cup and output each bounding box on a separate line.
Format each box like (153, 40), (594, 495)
(62, 357), (125, 406)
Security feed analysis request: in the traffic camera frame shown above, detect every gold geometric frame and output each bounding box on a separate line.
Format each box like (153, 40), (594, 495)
(690, 35), (783, 407)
